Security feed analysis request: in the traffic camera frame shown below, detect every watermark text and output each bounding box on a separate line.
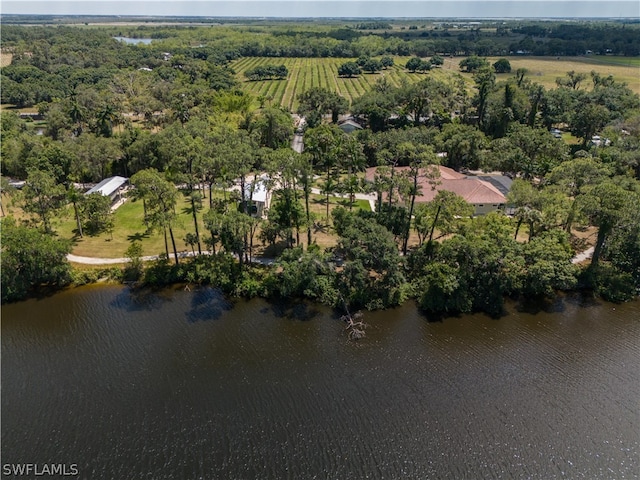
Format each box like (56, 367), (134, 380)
(2, 464), (78, 477)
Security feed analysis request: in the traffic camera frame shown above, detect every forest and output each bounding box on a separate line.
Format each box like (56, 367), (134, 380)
(1, 20), (639, 314)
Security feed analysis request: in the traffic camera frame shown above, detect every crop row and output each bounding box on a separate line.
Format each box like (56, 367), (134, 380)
(231, 56), (445, 110)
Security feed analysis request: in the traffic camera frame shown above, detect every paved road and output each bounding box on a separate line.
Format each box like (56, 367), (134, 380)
(292, 133), (304, 153)
(70, 245), (595, 266)
(571, 246), (595, 264)
(67, 251), (275, 266)
(310, 187), (377, 211)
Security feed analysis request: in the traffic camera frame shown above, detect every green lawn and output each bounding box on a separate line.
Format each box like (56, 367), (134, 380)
(309, 192), (371, 221)
(56, 194), (210, 258)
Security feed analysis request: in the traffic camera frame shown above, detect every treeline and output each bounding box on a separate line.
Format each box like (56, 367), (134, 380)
(2, 24), (639, 311)
(511, 23), (639, 56)
(2, 23), (638, 110)
(177, 22), (640, 58)
(244, 64), (288, 81)
(2, 22), (638, 83)
(355, 22), (392, 30)
(0, 26), (236, 108)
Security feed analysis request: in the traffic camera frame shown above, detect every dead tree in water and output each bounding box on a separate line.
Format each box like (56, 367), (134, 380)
(340, 298), (367, 340)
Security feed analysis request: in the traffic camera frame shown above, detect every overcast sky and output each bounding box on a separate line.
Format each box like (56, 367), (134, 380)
(2, 1), (638, 18)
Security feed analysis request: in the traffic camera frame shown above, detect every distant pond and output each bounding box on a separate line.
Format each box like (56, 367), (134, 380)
(113, 36), (153, 45)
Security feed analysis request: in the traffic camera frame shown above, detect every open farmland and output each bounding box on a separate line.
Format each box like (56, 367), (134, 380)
(482, 56), (640, 93)
(231, 56), (468, 111)
(232, 55), (640, 110)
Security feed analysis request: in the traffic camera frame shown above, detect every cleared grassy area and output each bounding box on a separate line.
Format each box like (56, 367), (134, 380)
(2, 186), (372, 259)
(53, 194), (210, 258)
(0, 52), (12, 67)
(232, 55), (640, 110)
(480, 56), (640, 94)
(0, 105), (40, 113)
(309, 192), (370, 220)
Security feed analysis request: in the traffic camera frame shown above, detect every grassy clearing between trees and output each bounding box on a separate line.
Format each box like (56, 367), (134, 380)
(0, 52), (12, 67)
(2, 188), (374, 260)
(55, 196), (203, 258)
(231, 55), (640, 110)
(480, 56), (640, 94)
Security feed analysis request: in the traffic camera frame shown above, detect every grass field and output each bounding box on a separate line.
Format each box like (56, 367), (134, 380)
(55, 195), (207, 258)
(0, 52), (12, 67)
(231, 55), (640, 110)
(481, 56), (640, 93)
(0, 191), (210, 259)
(1, 186), (373, 259)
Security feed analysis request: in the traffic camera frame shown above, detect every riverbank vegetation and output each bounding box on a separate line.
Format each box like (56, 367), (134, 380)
(2, 21), (639, 311)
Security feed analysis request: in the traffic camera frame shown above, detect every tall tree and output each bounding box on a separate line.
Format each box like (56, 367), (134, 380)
(397, 142), (438, 255)
(305, 124), (343, 223)
(338, 135), (366, 209)
(472, 66), (496, 127)
(130, 169), (180, 265)
(21, 168), (66, 234)
(297, 87), (348, 126)
(250, 107), (294, 149)
(437, 123), (487, 171)
(414, 190), (474, 247)
(79, 192), (114, 236)
(547, 156), (611, 233)
(486, 124), (567, 178)
(398, 76), (455, 127)
(333, 210), (406, 309)
(579, 180), (638, 267)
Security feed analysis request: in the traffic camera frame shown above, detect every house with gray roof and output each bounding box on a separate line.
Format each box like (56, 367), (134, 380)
(85, 176), (129, 204)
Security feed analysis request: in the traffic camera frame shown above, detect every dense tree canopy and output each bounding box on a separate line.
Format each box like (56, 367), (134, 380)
(2, 21), (639, 309)
(1, 219), (72, 303)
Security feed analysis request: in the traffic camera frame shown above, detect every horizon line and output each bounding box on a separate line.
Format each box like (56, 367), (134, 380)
(3, 1), (639, 19)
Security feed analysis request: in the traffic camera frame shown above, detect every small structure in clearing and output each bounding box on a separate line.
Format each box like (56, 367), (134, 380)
(85, 176), (129, 205)
(239, 177), (271, 218)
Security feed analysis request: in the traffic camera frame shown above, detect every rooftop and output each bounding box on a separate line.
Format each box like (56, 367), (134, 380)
(365, 166), (507, 205)
(86, 176), (128, 197)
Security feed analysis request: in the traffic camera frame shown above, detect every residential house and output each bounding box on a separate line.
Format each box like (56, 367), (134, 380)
(337, 118), (363, 134)
(365, 165), (510, 216)
(240, 177), (271, 218)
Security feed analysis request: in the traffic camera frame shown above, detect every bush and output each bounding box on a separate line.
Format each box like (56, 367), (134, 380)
(244, 65), (288, 81)
(1, 219), (72, 303)
(590, 264), (637, 303)
(493, 58), (512, 73)
(123, 241), (144, 281)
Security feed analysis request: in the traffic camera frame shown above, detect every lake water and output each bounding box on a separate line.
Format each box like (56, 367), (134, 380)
(113, 36), (153, 45)
(2, 286), (638, 479)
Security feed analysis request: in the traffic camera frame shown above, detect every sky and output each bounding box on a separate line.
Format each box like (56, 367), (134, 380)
(1, 0), (639, 18)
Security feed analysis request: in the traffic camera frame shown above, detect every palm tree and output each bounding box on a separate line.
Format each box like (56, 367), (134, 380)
(67, 185), (84, 238)
(95, 103), (120, 137)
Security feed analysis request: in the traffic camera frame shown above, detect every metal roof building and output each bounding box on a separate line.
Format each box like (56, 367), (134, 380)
(85, 176), (128, 201)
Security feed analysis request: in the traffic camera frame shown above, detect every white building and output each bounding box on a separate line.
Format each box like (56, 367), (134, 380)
(85, 176), (129, 204)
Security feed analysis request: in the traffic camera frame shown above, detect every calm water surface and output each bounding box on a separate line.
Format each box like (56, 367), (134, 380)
(2, 286), (639, 479)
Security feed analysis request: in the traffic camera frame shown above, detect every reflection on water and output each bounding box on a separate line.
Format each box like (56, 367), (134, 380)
(2, 286), (639, 479)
